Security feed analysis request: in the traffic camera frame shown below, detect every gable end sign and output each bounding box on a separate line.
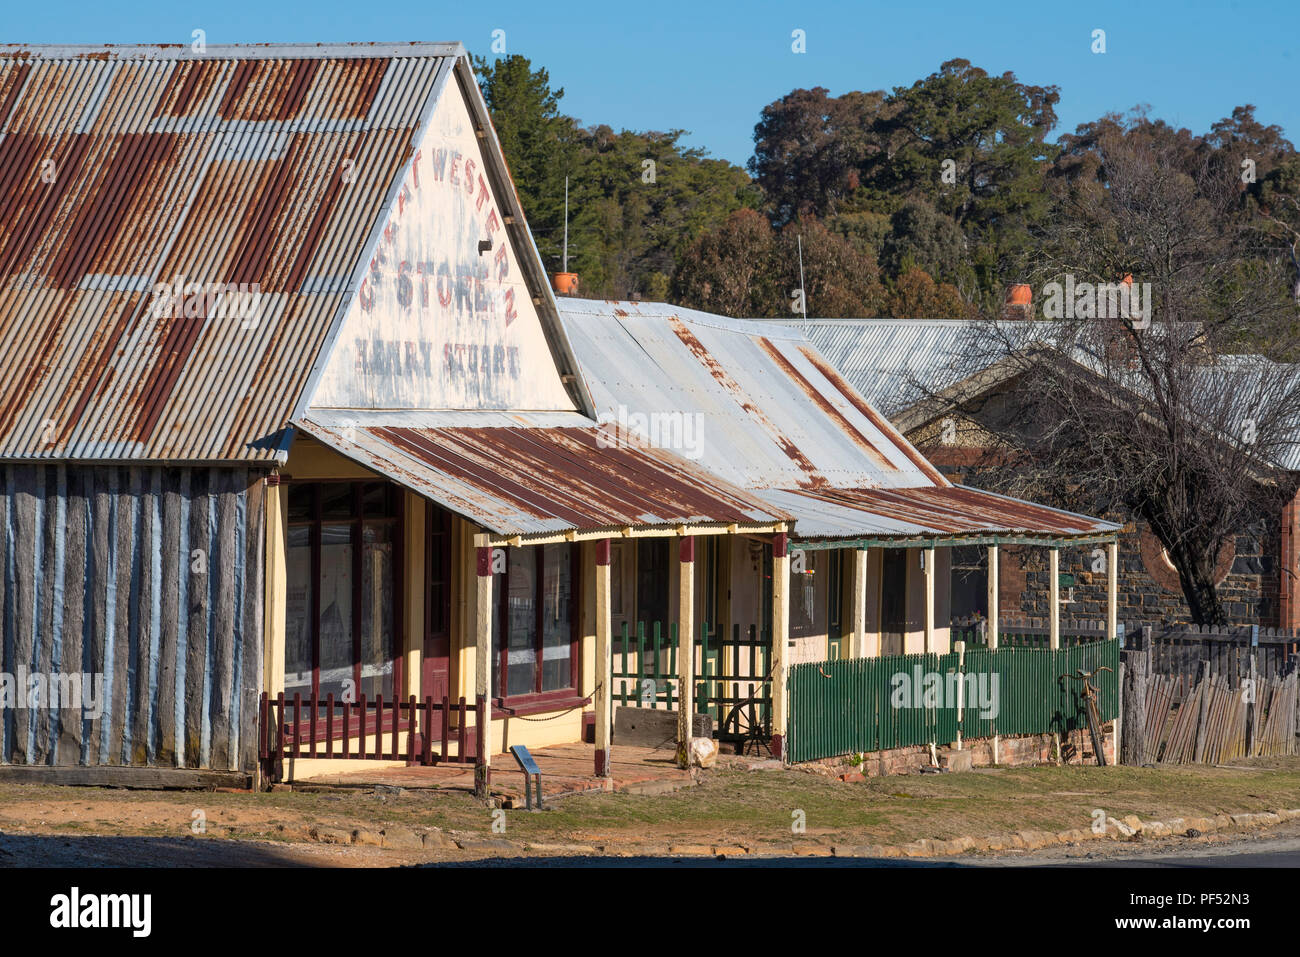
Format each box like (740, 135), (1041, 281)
(313, 84), (575, 413)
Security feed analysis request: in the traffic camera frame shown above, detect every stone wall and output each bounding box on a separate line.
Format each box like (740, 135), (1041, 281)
(929, 456), (1281, 627)
(805, 726), (1116, 777)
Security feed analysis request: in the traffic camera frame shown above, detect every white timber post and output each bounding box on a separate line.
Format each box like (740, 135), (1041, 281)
(677, 535), (696, 768)
(923, 546), (936, 653)
(594, 538), (613, 778)
(474, 540), (494, 798)
(1048, 545), (1061, 764)
(852, 548), (868, 658)
(1049, 547), (1061, 650)
(986, 544), (1000, 650)
(771, 531), (791, 762)
(986, 543), (1000, 765)
(1107, 540), (1119, 641)
(1108, 538), (1121, 764)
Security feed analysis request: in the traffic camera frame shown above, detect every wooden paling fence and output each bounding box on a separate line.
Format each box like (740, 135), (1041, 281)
(1124, 658), (1298, 765)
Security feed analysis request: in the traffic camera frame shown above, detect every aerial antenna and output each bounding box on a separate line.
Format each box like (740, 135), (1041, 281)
(562, 175), (569, 273)
(797, 234), (808, 330)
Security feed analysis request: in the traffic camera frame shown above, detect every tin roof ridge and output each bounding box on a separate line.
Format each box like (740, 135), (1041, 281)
(0, 42), (466, 60)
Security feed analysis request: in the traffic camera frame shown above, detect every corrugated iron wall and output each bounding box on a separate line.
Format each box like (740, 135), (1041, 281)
(0, 465), (264, 771)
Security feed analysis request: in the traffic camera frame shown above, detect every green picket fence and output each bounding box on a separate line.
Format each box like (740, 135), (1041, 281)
(611, 621), (773, 740)
(786, 639), (1119, 764)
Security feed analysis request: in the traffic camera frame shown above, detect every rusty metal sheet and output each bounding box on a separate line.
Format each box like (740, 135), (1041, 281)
(0, 44), (451, 462)
(556, 299), (945, 492)
(760, 485), (1120, 541)
(295, 410), (788, 536)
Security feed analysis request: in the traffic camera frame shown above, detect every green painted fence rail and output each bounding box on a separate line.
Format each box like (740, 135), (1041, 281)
(611, 621), (773, 740)
(786, 639), (1119, 764)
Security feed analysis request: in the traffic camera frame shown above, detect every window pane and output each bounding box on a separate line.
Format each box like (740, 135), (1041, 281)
(287, 484), (314, 523)
(319, 524), (354, 700)
(362, 482), (396, 518)
(285, 526), (313, 698)
(542, 544), (573, 691)
(320, 483), (353, 520)
(360, 523), (395, 699)
(503, 549), (537, 697)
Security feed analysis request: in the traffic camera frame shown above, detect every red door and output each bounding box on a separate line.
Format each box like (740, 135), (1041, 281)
(423, 506), (452, 701)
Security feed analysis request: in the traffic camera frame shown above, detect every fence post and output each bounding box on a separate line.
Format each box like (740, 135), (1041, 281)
(955, 640), (965, 750)
(1120, 645), (1149, 764)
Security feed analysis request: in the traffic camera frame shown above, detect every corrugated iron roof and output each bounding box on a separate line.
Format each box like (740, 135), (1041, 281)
(759, 485), (1120, 542)
(559, 301), (1118, 543)
(295, 409), (789, 536)
(782, 318), (1057, 416)
(0, 43), (456, 461)
(556, 299), (947, 491)
(795, 318), (1300, 473)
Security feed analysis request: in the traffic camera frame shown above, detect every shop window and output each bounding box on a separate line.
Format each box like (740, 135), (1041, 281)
(493, 543), (579, 707)
(284, 481), (402, 702)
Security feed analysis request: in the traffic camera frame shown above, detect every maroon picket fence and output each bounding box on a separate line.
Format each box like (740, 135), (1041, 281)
(258, 692), (484, 781)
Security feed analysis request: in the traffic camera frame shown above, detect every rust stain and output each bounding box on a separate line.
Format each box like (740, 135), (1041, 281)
(797, 344), (949, 486)
(757, 336), (896, 474)
(154, 59), (221, 117)
(794, 486), (1109, 536)
(0, 62), (32, 126)
(52, 133), (178, 288)
(668, 316), (827, 487)
(363, 424), (782, 529)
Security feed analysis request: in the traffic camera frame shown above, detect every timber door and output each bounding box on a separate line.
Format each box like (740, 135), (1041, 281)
(880, 548), (907, 656)
(423, 506), (452, 701)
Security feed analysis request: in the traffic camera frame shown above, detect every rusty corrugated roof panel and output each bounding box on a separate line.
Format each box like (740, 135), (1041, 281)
(556, 299), (945, 491)
(0, 43), (455, 461)
(295, 410), (789, 536)
(557, 299), (1117, 542)
(760, 485), (1120, 541)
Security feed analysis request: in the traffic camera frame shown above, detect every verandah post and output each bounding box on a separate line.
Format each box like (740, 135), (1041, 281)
(987, 543), (1000, 765)
(770, 530), (791, 761)
(677, 535), (696, 768)
(1048, 547), (1061, 650)
(594, 538), (613, 778)
(474, 542), (494, 798)
(852, 548), (868, 658)
(923, 546), (935, 653)
(987, 544), (1000, 650)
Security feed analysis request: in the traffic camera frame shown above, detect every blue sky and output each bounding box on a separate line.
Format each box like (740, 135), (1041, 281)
(9, 0), (1298, 168)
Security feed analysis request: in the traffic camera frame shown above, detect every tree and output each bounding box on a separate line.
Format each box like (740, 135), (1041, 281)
(931, 116), (1300, 625)
(748, 87), (889, 226)
(475, 54), (754, 300)
(672, 211), (887, 318)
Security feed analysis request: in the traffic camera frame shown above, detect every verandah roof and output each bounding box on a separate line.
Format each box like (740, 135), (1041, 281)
(294, 410), (790, 539)
(760, 485), (1120, 548)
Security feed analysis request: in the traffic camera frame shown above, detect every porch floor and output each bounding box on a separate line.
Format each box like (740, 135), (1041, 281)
(289, 743), (697, 804)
